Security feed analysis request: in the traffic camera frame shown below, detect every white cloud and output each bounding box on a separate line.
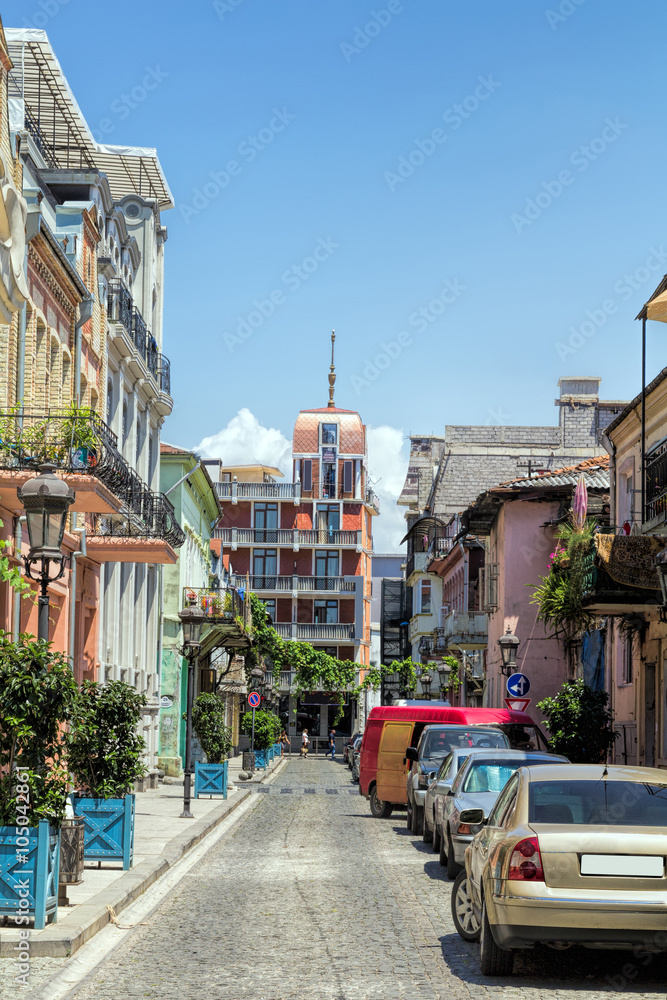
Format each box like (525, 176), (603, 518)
(367, 425), (409, 553)
(195, 408), (291, 473)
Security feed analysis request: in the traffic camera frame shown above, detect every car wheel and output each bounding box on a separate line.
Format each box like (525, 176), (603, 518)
(451, 870), (480, 942)
(369, 786), (393, 819)
(433, 823), (441, 853)
(438, 826), (448, 867)
(422, 812), (432, 844)
(480, 897), (514, 976)
(413, 805), (424, 836)
(446, 830), (461, 880)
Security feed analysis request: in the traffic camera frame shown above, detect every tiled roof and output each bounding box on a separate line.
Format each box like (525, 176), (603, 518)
(496, 455), (610, 491)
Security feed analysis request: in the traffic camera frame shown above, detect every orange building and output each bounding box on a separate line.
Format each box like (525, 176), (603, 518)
(208, 339), (380, 737)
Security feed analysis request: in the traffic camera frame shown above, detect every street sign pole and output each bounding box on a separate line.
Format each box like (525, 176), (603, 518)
(251, 706), (255, 754)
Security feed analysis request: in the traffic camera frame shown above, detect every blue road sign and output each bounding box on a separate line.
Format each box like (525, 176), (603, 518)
(506, 673), (531, 697)
(248, 691), (261, 708)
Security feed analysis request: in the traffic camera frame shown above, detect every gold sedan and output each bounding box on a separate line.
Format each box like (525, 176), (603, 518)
(460, 763), (667, 976)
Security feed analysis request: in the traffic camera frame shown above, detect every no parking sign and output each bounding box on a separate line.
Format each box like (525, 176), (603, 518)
(248, 691), (261, 708)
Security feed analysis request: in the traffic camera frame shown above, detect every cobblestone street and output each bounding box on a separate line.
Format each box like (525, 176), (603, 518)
(38, 759), (667, 999)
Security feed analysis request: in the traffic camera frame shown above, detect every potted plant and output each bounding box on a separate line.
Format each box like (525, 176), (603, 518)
(68, 681), (147, 870)
(60, 404), (100, 470)
(240, 709), (282, 769)
(0, 632), (79, 928)
(192, 693), (233, 798)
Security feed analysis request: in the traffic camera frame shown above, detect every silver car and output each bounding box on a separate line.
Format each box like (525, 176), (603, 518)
(423, 747), (497, 851)
(438, 750), (567, 879)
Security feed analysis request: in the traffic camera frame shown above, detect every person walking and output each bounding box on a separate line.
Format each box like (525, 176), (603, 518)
(300, 729), (309, 758)
(280, 729), (291, 757)
(327, 727), (336, 760)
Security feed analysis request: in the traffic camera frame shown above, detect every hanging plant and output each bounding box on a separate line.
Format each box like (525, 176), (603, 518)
(531, 519), (599, 641)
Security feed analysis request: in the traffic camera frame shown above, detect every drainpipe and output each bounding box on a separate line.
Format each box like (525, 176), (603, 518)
(600, 429), (617, 745)
(68, 526), (87, 674)
(12, 516), (26, 641)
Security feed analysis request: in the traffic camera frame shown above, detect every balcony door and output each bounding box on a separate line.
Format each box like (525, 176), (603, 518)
(253, 548), (277, 588)
(316, 503), (339, 544)
(315, 550), (339, 589)
(254, 502), (278, 542)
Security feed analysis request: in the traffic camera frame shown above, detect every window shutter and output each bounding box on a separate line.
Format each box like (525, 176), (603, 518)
(302, 459), (312, 492)
(343, 460), (353, 493)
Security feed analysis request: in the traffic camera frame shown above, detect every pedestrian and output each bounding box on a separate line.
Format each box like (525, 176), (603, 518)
(280, 729), (291, 757)
(327, 727), (336, 760)
(300, 729), (309, 758)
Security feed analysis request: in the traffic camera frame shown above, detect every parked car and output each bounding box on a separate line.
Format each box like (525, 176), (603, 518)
(423, 747), (501, 850)
(405, 725), (510, 835)
(459, 763), (667, 976)
(349, 734), (363, 776)
(344, 732), (362, 765)
(359, 705), (549, 819)
(438, 750), (567, 879)
(351, 744), (362, 783)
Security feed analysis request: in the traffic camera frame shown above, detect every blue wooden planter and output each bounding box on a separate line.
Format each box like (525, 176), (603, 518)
(0, 821), (60, 929)
(72, 794), (135, 870)
(194, 761), (228, 799)
(254, 749), (268, 770)
(273, 742), (282, 757)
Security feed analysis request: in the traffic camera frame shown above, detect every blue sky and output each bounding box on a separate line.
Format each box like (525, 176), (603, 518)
(5, 0), (667, 544)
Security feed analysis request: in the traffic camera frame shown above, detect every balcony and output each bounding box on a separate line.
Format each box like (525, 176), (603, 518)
(182, 586), (251, 649)
(405, 551), (430, 580)
(241, 575), (356, 594)
(107, 280), (171, 400)
(437, 610), (488, 650)
(271, 623), (355, 641)
(580, 537), (662, 614)
(218, 527), (362, 549)
(0, 408), (184, 549)
(645, 443), (667, 529)
(216, 481), (301, 501)
(277, 668), (361, 692)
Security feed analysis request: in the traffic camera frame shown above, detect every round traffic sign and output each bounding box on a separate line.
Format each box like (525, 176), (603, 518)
(248, 691), (261, 708)
(506, 672), (531, 697)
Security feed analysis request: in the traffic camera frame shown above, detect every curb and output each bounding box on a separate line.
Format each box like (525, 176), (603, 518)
(0, 757), (286, 959)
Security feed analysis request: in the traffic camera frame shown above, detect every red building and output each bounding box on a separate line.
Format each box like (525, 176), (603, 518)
(209, 348), (380, 736)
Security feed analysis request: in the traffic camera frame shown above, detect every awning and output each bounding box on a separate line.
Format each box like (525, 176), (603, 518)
(399, 515), (449, 545)
(637, 274), (667, 323)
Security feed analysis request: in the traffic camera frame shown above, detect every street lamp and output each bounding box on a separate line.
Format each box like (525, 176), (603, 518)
(420, 671), (432, 700)
(178, 600), (207, 819)
(437, 662), (451, 701)
(18, 463), (75, 642)
(498, 626), (520, 676)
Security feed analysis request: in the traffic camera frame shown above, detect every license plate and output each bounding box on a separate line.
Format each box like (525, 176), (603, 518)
(580, 855), (664, 877)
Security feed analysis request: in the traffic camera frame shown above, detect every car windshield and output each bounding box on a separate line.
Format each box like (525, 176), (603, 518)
(462, 758), (551, 794)
(499, 724), (549, 751)
(421, 728), (508, 759)
(529, 779), (667, 825)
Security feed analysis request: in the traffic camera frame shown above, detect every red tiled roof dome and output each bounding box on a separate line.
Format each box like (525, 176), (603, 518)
(292, 407), (366, 456)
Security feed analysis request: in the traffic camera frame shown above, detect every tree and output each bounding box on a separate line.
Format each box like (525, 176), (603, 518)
(68, 680), (147, 798)
(537, 679), (618, 763)
(0, 632), (78, 828)
(192, 693), (233, 763)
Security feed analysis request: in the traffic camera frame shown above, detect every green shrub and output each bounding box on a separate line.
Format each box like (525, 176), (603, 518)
(241, 709), (281, 750)
(537, 679), (618, 763)
(192, 694), (233, 763)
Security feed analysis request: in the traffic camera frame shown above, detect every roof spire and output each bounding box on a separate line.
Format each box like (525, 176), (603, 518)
(327, 330), (336, 407)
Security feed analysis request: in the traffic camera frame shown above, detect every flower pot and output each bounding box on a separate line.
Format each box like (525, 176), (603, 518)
(194, 760), (228, 799)
(0, 820), (60, 929)
(71, 794), (135, 870)
(253, 749), (268, 770)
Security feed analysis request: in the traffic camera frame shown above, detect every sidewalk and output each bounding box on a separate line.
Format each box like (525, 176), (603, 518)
(0, 752), (286, 959)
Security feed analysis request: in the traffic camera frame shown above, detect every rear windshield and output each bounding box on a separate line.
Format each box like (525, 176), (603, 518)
(498, 724), (549, 752)
(421, 727), (508, 759)
(529, 780), (667, 826)
(463, 758), (553, 794)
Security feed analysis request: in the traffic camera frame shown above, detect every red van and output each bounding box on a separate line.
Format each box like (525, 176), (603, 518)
(359, 705), (548, 818)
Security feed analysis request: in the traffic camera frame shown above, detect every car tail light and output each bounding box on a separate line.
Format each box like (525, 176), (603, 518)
(508, 837), (544, 881)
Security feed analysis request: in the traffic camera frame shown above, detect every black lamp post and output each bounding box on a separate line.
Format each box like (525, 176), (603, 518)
(18, 463), (75, 642)
(178, 600), (207, 819)
(420, 671), (432, 700)
(437, 662), (451, 701)
(498, 626), (520, 677)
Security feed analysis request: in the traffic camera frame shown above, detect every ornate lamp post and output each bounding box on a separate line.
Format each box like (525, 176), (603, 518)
(178, 600), (207, 818)
(18, 463), (75, 642)
(437, 662), (451, 701)
(498, 626), (520, 677)
(420, 671), (432, 700)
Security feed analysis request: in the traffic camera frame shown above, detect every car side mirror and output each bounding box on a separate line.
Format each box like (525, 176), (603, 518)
(405, 747), (418, 762)
(459, 808), (484, 825)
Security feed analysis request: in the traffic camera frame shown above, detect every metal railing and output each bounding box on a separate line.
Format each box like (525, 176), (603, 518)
(157, 355), (171, 395)
(218, 527), (361, 547)
(107, 280), (170, 396)
(0, 407), (184, 547)
(216, 481), (299, 499)
(438, 611), (488, 648)
(296, 623), (355, 640)
(646, 444), (667, 523)
(242, 575), (355, 593)
(182, 586), (249, 625)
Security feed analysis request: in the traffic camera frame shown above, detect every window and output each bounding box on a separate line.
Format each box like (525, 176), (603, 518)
(487, 773), (520, 828)
(136, 418), (143, 463)
(321, 423), (337, 444)
(252, 549), (277, 585)
(622, 636), (633, 685)
(314, 599), (338, 624)
(261, 598), (276, 622)
(254, 503), (278, 540)
(528, 779), (667, 826)
(107, 380), (113, 423)
(419, 579), (431, 614)
(343, 460), (353, 494)
(315, 550), (339, 579)
(302, 459), (312, 492)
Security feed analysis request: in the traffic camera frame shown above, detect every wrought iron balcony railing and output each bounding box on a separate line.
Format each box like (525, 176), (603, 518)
(182, 585), (247, 623)
(0, 407), (184, 547)
(269, 622), (355, 641)
(646, 443), (667, 525)
(239, 575), (356, 593)
(107, 281), (170, 396)
(218, 527), (361, 548)
(216, 481), (300, 500)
